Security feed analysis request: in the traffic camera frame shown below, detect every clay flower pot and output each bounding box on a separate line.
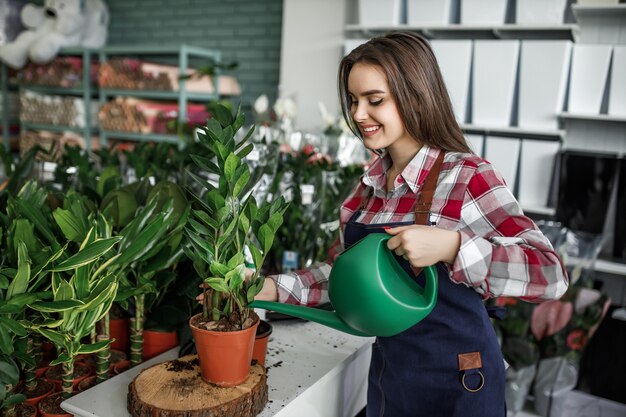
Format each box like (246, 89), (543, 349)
(22, 378), (55, 406)
(113, 359), (131, 375)
(110, 317), (130, 353)
(252, 320), (273, 366)
(44, 362), (93, 392)
(38, 392), (72, 417)
(190, 312), (259, 387)
(142, 329), (178, 360)
(77, 375), (97, 392)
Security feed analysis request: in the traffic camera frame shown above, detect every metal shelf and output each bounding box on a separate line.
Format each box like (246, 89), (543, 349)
(521, 205), (556, 216)
(21, 123), (96, 134)
(19, 85), (99, 97)
(345, 24), (577, 40)
(99, 130), (182, 145)
(572, 4), (626, 16)
(460, 124), (564, 140)
(100, 89), (217, 101)
(559, 112), (626, 123)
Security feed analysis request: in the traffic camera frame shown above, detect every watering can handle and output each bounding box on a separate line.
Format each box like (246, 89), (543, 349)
(377, 234), (438, 308)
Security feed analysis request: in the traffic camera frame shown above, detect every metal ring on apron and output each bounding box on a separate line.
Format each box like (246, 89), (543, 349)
(461, 370), (485, 393)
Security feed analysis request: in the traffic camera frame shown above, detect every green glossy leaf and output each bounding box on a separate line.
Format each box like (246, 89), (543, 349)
(53, 208), (85, 243)
(213, 105), (234, 127)
(29, 300), (84, 312)
(0, 317), (26, 337)
(77, 339), (111, 355)
(233, 166), (250, 198)
(0, 357), (20, 385)
(248, 245), (263, 270)
(52, 274), (74, 301)
(49, 237), (121, 272)
(258, 224), (274, 254)
(204, 278), (229, 293)
(3, 393), (26, 408)
(0, 329), (12, 355)
(224, 153), (238, 183)
(236, 143), (254, 160)
(7, 241), (29, 300)
(115, 217), (165, 266)
(14, 198), (57, 246)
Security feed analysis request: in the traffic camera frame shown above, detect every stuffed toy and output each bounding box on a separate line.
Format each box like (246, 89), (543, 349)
(0, 0), (109, 69)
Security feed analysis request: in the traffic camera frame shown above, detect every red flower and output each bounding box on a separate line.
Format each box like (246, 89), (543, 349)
(530, 300), (573, 341)
(566, 329), (587, 350)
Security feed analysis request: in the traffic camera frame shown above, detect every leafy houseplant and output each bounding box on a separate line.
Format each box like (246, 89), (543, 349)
(185, 104), (288, 386)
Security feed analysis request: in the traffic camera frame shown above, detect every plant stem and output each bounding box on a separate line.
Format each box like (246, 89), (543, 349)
(61, 356), (74, 399)
(211, 290), (220, 322)
(130, 293), (145, 366)
(96, 313), (111, 382)
(24, 337), (37, 391)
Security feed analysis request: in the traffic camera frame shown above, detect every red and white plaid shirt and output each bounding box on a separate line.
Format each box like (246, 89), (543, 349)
(272, 145), (569, 306)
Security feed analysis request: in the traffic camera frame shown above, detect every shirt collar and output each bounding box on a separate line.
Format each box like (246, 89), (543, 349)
(361, 145), (442, 194)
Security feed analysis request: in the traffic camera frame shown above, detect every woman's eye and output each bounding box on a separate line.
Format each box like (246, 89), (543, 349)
(370, 99), (383, 106)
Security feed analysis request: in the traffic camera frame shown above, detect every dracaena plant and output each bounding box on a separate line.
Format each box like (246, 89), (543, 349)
(184, 104), (288, 330)
(28, 223), (121, 399)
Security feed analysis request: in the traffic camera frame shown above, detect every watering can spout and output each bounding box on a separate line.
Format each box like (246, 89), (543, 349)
(250, 300), (371, 337)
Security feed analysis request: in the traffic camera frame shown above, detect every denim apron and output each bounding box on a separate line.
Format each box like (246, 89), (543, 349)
(345, 152), (506, 417)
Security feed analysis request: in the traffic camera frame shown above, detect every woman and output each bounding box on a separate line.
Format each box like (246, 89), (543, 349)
(255, 32), (568, 417)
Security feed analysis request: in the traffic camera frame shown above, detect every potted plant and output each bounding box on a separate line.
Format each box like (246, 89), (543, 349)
(184, 104), (288, 386)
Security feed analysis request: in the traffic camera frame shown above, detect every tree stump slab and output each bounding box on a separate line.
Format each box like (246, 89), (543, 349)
(128, 355), (267, 417)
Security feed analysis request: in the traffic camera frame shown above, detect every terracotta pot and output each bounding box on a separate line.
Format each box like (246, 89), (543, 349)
(44, 362), (93, 392)
(14, 402), (37, 417)
(142, 329), (178, 360)
(77, 375), (97, 392)
(113, 359), (131, 374)
(252, 320), (273, 366)
(38, 392), (72, 417)
(110, 318), (129, 353)
(23, 378), (55, 406)
(190, 312), (259, 387)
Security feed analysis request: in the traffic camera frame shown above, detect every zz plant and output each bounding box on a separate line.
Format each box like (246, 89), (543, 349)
(185, 104), (288, 330)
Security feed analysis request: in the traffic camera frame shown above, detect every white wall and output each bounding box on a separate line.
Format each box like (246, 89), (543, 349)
(280, 0), (347, 131)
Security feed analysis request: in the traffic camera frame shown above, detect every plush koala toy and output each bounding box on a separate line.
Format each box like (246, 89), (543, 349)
(0, 0), (109, 69)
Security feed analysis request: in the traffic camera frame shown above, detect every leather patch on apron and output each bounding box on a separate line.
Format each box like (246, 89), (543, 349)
(458, 352), (482, 371)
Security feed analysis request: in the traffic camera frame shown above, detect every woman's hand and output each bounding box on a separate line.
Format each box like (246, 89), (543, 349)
(385, 225), (461, 267)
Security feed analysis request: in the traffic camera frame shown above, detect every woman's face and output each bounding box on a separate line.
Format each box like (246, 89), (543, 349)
(347, 63), (415, 153)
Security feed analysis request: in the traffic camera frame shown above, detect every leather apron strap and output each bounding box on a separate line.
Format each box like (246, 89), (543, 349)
(411, 149), (445, 277)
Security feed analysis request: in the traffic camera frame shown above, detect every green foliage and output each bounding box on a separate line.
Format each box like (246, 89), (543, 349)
(185, 104), (289, 328)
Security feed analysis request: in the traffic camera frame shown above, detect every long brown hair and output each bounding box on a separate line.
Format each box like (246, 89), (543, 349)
(338, 31), (472, 154)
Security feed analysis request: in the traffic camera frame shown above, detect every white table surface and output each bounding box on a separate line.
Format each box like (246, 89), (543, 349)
(62, 319), (374, 417)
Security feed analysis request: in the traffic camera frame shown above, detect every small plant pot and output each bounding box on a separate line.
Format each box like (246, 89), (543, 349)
(38, 392), (72, 417)
(110, 318), (130, 353)
(44, 362), (93, 392)
(77, 375), (98, 392)
(113, 359), (131, 374)
(13, 402), (37, 417)
(142, 329), (178, 360)
(190, 312), (259, 387)
(22, 378), (55, 406)
(252, 320), (273, 366)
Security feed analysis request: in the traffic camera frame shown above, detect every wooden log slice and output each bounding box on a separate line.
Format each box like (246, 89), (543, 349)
(128, 354), (267, 417)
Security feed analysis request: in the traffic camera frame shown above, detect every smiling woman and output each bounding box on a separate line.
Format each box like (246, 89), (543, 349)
(253, 31), (568, 417)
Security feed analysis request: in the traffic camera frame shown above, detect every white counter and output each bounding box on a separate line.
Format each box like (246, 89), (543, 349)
(61, 319), (374, 417)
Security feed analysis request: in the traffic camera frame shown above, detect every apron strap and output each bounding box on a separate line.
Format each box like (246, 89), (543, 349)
(412, 149), (445, 277)
(414, 149), (445, 226)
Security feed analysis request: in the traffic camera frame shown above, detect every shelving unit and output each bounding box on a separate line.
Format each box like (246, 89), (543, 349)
(1, 63), (18, 151)
(98, 44), (221, 148)
(345, 23), (578, 40)
(460, 124), (564, 141)
(18, 48), (97, 152)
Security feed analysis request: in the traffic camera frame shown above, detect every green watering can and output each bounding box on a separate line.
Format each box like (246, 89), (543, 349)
(251, 233), (438, 337)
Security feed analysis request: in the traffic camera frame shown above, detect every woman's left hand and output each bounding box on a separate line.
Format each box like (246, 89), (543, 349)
(385, 225), (461, 267)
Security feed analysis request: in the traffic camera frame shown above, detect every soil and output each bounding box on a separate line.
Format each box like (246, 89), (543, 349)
(21, 378), (54, 398)
(38, 392), (69, 415)
(166, 359), (196, 372)
(80, 349), (127, 367)
(191, 311), (257, 332)
(256, 320), (272, 338)
(45, 362), (91, 381)
(10, 402), (36, 417)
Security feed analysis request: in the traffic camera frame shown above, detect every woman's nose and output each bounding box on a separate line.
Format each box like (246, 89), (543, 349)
(352, 101), (367, 122)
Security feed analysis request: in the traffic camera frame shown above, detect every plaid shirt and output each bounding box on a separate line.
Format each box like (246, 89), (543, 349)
(272, 145), (569, 306)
